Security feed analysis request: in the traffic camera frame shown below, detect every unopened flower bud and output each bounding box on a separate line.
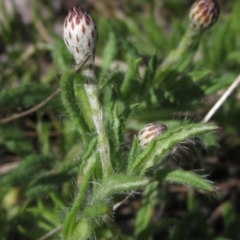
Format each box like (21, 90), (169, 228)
(62, 6), (98, 65)
(138, 123), (168, 149)
(189, 0), (219, 31)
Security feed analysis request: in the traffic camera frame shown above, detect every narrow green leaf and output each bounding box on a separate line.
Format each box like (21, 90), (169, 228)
(120, 56), (142, 97)
(99, 71), (124, 91)
(135, 203), (153, 238)
(74, 73), (95, 129)
(47, 34), (70, 73)
(60, 69), (90, 144)
(79, 136), (98, 174)
(135, 181), (163, 239)
(108, 101), (121, 152)
(127, 136), (140, 170)
(99, 28), (117, 84)
(155, 169), (214, 192)
(93, 175), (149, 201)
(141, 54), (158, 93)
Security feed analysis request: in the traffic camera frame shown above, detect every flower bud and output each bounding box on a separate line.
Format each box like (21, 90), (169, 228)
(138, 123), (168, 149)
(189, 0), (219, 31)
(62, 6), (98, 65)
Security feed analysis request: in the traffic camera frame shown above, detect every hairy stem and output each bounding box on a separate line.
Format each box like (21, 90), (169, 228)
(154, 25), (201, 84)
(80, 67), (113, 177)
(62, 152), (97, 238)
(160, 25), (201, 70)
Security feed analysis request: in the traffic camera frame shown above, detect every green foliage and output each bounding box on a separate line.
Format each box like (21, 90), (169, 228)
(128, 123), (218, 174)
(0, 84), (54, 112)
(1, 0), (240, 239)
(99, 26), (118, 85)
(60, 69), (90, 143)
(0, 126), (33, 156)
(155, 169), (214, 192)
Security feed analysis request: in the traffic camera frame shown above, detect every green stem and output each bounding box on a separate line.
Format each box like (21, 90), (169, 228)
(160, 25), (201, 70)
(154, 25), (202, 83)
(60, 69), (90, 144)
(62, 152), (97, 238)
(82, 68), (113, 178)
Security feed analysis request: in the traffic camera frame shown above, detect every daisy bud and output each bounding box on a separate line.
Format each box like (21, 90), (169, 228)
(138, 123), (168, 149)
(62, 6), (98, 65)
(189, 0), (219, 31)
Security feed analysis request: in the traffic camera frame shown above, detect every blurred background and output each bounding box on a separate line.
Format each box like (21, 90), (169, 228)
(0, 0), (240, 239)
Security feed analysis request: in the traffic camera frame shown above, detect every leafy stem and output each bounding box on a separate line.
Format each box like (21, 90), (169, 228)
(62, 152), (98, 238)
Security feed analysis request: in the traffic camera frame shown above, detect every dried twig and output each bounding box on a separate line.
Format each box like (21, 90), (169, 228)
(0, 162), (19, 175)
(1, 53), (93, 124)
(202, 74), (240, 123)
(0, 88), (60, 124)
(37, 225), (62, 240)
(113, 192), (135, 211)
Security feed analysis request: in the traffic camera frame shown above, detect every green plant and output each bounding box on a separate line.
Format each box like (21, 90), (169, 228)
(59, 2), (219, 239)
(1, 0), (240, 239)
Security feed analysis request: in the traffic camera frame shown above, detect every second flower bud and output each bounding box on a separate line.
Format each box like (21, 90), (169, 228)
(138, 123), (168, 149)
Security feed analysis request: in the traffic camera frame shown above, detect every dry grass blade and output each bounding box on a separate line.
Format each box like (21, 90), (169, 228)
(37, 225), (62, 240)
(202, 74), (240, 123)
